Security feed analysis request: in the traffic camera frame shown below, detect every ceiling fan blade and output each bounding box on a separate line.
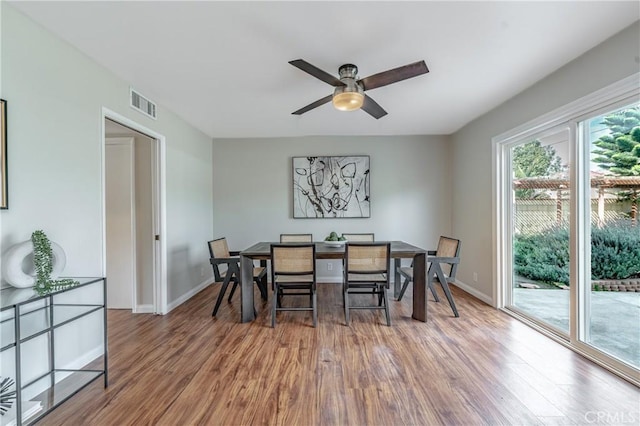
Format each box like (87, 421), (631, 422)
(292, 94), (333, 115)
(361, 95), (388, 119)
(358, 60), (429, 91)
(289, 59), (346, 87)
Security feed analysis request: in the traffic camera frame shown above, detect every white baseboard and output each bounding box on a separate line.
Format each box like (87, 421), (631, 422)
(61, 346), (104, 371)
(166, 278), (212, 313)
(134, 304), (154, 314)
(452, 279), (493, 305)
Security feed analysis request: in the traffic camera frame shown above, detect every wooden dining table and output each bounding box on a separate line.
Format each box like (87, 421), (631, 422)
(239, 241), (428, 323)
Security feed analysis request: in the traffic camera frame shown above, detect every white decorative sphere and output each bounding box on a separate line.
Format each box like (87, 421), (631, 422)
(2, 240), (67, 288)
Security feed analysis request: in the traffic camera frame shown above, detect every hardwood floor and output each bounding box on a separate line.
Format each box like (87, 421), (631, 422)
(40, 283), (638, 425)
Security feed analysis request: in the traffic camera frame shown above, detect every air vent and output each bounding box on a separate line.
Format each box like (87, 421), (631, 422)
(130, 88), (157, 120)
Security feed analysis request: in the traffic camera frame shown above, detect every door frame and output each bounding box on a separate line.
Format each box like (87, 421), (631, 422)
(101, 108), (168, 315)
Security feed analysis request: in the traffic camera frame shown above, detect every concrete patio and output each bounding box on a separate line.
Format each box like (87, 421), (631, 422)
(513, 288), (639, 368)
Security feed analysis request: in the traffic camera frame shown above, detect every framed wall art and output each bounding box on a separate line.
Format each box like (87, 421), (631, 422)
(292, 155), (370, 218)
(1, 99), (6, 209)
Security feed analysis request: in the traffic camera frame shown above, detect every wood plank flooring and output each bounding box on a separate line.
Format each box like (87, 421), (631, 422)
(39, 283), (638, 425)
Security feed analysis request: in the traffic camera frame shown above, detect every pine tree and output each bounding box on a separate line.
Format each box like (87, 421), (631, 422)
(592, 107), (640, 223)
(592, 108), (640, 176)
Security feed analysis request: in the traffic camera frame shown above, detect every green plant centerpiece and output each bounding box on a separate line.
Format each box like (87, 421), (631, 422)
(324, 231), (346, 242)
(32, 230), (78, 295)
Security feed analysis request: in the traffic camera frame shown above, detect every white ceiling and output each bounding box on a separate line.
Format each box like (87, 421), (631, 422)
(10, 1), (640, 139)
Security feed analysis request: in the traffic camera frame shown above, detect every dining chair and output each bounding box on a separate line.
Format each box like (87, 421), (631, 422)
(208, 237), (268, 317)
(343, 242), (391, 326)
(397, 236), (461, 317)
(340, 234), (375, 292)
(270, 243), (317, 327)
(280, 233), (313, 242)
(341, 233), (374, 241)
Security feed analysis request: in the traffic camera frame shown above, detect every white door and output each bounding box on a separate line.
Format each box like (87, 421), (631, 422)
(105, 137), (136, 309)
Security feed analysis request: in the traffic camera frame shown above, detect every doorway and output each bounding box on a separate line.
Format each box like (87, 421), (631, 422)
(102, 110), (167, 314)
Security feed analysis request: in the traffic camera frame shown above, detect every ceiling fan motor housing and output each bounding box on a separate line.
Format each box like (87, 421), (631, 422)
(338, 64), (358, 79)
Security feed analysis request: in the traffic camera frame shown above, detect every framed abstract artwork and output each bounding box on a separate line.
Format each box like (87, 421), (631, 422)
(0, 100), (6, 209)
(292, 155), (370, 218)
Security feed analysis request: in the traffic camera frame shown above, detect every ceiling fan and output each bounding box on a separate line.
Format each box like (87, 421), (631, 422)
(289, 59), (429, 119)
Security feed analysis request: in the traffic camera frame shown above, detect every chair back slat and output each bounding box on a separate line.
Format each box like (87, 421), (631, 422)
(272, 245), (315, 274)
(280, 234), (313, 243)
(436, 236), (460, 277)
(347, 243), (389, 273)
(342, 233), (374, 242)
(209, 237), (231, 258)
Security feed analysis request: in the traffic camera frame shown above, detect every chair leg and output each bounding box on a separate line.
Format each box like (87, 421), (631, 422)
(429, 281), (440, 302)
(256, 276), (268, 301)
(382, 285), (391, 326)
(271, 284), (278, 328)
(262, 275), (268, 300)
(440, 281), (459, 318)
(342, 286), (346, 315)
(312, 290), (317, 327)
(227, 281), (239, 302)
(397, 277), (410, 301)
(344, 289), (350, 326)
(212, 277), (232, 316)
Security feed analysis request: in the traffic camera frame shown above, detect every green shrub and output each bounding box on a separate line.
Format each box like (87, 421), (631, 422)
(514, 227), (570, 285)
(591, 224), (640, 280)
(514, 223), (640, 285)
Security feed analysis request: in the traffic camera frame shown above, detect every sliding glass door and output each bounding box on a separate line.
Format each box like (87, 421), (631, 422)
(508, 128), (571, 335)
(582, 104), (639, 369)
(496, 77), (639, 383)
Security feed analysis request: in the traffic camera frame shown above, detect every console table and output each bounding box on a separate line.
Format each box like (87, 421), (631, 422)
(0, 277), (107, 425)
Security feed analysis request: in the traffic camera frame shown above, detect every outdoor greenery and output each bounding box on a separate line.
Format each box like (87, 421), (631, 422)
(514, 223), (640, 285)
(592, 107), (640, 220)
(512, 140), (562, 199)
(514, 227), (570, 285)
(592, 107), (640, 176)
(591, 224), (640, 280)
(515, 107), (640, 287)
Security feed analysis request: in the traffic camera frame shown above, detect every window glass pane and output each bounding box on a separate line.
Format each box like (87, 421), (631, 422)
(585, 103), (640, 368)
(510, 130), (571, 334)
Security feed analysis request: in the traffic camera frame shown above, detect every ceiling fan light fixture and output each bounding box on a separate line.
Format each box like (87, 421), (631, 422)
(333, 91), (364, 111)
(332, 79), (364, 111)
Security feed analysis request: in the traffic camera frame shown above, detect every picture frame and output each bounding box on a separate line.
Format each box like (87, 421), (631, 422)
(292, 155), (370, 218)
(0, 99), (6, 209)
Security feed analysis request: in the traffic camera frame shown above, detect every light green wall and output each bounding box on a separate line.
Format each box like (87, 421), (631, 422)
(451, 21), (640, 303)
(0, 4), (214, 305)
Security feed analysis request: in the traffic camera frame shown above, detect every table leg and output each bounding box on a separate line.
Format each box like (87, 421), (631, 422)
(240, 255), (256, 323)
(394, 258), (401, 299)
(412, 252), (427, 322)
